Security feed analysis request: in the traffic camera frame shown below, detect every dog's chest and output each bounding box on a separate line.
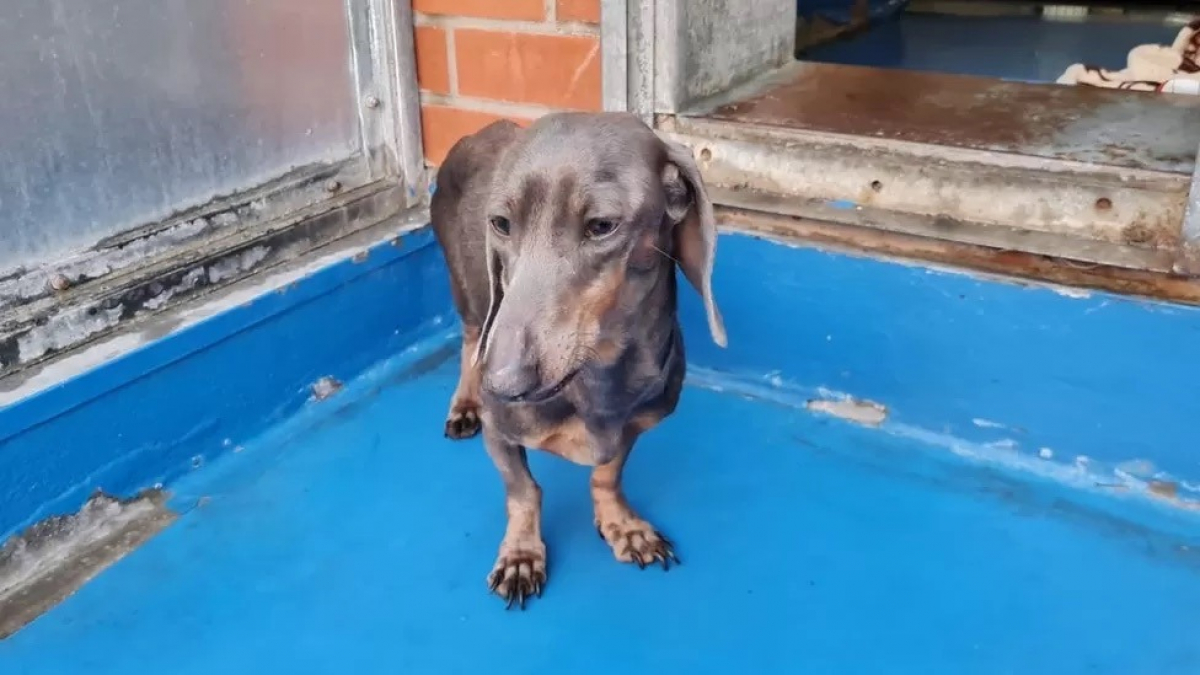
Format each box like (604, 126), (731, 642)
(527, 417), (594, 465)
(488, 396), (608, 466)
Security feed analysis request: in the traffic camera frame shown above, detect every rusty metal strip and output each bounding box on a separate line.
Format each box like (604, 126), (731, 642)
(708, 185), (1173, 272)
(662, 117), (1187, 273)
(716, 205), (1200, 306)
(694, 61), (1200, 175)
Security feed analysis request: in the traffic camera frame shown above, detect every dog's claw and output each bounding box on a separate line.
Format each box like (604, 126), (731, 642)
(488, 553), (547, 610)
(603, 522), (679, 571)
(658, 539), (680, 568)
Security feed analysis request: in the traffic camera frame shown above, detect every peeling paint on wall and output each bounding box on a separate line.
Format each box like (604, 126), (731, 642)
(9, 246), (265, 366)
(0, 178), (403, 378)
(206, 247), (270, 285)
(0, 159), (365, 318)
(0, 218), (214, 310)
(143, 268), (207, 312)
(17, 305), (124, 363)
(0, 214), (427, 407)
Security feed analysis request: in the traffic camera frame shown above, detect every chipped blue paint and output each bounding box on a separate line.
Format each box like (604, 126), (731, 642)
(1, 228), (1198, 673)
(678, 234), (1200, 490)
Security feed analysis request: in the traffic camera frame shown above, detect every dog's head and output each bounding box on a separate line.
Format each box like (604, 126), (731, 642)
(474, 112), (725, 404)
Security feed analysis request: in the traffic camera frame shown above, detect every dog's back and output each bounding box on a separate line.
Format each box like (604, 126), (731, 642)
(430, 120), (522, 328)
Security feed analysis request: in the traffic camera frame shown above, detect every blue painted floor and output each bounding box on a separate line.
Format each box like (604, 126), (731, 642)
(804, 14), (1178, 82)
(3, 334), (1198, 673)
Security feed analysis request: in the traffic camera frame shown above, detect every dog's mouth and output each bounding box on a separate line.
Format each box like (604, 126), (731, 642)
(501, 368), (580, 405)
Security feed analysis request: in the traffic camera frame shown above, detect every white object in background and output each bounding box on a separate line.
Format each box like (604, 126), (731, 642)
(1159, 78), (1200, 95)
(1043, 5), (1088, 22)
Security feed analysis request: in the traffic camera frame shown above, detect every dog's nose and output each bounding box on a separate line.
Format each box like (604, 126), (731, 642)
(482, 362), (540, 402)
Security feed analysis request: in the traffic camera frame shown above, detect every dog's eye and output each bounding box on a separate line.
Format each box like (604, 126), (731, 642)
(488, 216), (511, 236)
(584, 219), (619, 240)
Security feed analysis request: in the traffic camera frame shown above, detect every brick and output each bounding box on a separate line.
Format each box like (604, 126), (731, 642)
(556, 0), (600, 23)
(413, 0), (545, 21)
(454, 30), (601, 110)
(420, 105), (532, 165)
(414, 27), (451, 95)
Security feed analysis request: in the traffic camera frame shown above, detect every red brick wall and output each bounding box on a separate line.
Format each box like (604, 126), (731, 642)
(413, 0), (602, 165)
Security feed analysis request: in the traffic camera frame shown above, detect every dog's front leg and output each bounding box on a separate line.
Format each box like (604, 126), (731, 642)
(483, 426), (546, 608)
(591, 436), (678, 570)
(444, 324), (482, 439)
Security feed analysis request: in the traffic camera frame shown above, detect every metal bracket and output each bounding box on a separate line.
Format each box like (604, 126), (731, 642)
(346, 0), (427, 205)
(601, 0), (655, 121)
(1176, 142), (1200, 275)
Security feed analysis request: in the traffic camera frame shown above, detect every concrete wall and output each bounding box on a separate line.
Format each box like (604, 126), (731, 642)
(655, 0), (794, 112)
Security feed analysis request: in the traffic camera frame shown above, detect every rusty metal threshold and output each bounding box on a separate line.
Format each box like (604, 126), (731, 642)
(661, 61), (1200, 279)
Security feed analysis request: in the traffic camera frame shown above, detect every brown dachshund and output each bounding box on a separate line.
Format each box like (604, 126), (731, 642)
(430, 112), (726, 609)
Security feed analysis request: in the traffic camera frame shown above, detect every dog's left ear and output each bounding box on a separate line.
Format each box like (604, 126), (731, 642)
(661, 139), (727, 348)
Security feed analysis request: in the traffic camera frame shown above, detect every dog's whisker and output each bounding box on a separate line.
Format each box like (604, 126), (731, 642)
(651, 244), (680, 265)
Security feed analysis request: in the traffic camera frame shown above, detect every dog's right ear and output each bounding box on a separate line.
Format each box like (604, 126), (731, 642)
(438, 119), (525, 367)
(473, 244), (504, 367)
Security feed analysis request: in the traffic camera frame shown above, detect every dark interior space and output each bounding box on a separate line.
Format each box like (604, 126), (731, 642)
(795, 0), (1192, 83)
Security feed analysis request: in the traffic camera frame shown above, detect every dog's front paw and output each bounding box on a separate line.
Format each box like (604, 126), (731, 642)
(597, 516), (679, 570)
(444, 400), (481, 439)
(487, 539), (547, 609)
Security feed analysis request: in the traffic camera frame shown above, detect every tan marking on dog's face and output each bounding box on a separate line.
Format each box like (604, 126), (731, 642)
(564, 263), (628, 365)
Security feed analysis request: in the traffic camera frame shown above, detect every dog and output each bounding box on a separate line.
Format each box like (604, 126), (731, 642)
(430, 111), (726, 609)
